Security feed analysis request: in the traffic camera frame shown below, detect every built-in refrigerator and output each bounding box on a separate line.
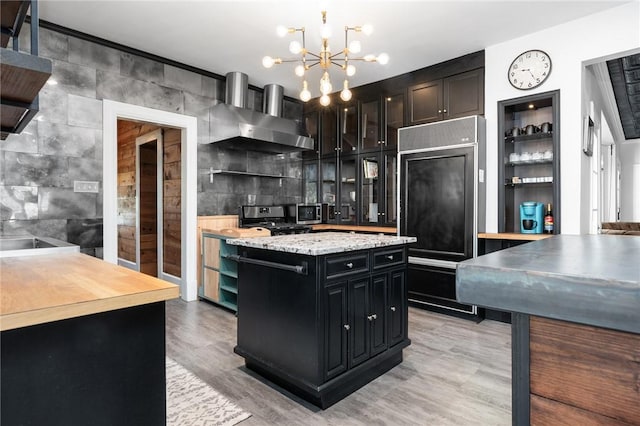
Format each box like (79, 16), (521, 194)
(398, 115), (485, 320)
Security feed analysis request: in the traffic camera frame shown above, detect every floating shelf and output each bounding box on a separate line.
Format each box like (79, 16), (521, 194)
(209, 169), (290, 178)
(507, 159), (553, 166)
(505, 131), (553, 143)
(1, 0), (51, 140)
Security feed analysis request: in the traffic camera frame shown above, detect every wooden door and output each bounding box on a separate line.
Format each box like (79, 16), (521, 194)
(348, 277), (370, 368)
(408, 79), (443, 125)
(443, 68), (484, 120)
(324, 281), (348, 380)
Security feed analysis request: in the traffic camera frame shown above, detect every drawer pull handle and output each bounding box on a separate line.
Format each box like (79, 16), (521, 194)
(386, 255), (394, 260)
(344, 324), (350, 330)
(346, 262), (354, 268)
(390, 306), (396, 312)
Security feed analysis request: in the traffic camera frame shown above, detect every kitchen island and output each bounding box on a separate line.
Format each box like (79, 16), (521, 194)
(227, 232), (416, 408)
(456, 235), (640, 425)
(1, 252), (179, 425)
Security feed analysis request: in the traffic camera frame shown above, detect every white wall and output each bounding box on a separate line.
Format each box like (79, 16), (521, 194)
(620, 140), (640, 221)
(484, 2), (640, 234)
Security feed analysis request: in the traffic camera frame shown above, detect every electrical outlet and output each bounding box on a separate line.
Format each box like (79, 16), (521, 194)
(74, 180), (99, 193)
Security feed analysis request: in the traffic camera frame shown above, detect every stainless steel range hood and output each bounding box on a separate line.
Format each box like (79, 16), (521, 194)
(209, 72), (314, 152)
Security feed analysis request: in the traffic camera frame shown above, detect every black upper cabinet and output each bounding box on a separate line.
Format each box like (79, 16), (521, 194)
(409, 68), (484, 125)
(301, 109), (320, 160)
(360, 93), (405, 152)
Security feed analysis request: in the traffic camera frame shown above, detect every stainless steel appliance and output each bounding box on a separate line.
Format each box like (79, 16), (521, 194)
(398, 116), (486, 320)
(209, 72), (314, 152)
(285, 203), (322, 225)
(239, 205), (312, 235)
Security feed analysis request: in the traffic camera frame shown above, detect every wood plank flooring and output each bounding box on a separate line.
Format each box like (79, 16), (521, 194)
(166, 299), (511, 425)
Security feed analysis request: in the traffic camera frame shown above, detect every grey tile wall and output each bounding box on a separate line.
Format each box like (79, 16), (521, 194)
(2, 25), (305, 258)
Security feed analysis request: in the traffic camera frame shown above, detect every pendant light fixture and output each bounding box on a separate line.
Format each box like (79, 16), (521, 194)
(262, 9), (388, 106)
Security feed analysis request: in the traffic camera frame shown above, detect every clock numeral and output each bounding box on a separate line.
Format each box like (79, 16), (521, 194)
(519, 57), (523, 62)
(544, 63), (549, 68)
(513, 64), (518, 70)
(536, 78), (541, 83)
(542, 71), (547, 76)
(526, 53), (531, 58)
(528, 82), (533, 87)
(541, 56), (547, 61)
(519, 82), (523, 87)
(511, 72), (515, 77)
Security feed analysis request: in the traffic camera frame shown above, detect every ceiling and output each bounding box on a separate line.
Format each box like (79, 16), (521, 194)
(38, 1), (630, 99)
(607, 53), (640, 140)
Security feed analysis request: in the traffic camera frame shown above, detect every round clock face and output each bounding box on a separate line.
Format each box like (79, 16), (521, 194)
(508, 50), (552, 90)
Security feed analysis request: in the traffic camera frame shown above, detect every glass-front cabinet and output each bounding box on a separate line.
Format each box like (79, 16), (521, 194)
(304, 91), (405, 227)
(360, 93), (404, 152)
(359, 151), (397, 226)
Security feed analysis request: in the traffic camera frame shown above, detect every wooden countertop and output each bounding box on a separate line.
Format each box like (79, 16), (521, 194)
(311, 224), (397, 234)
(0, 253), (179, 331)
(478, 232), (554, 241)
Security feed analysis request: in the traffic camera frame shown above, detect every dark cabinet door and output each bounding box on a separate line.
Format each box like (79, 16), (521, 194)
(370, 274), (388, 357)
(360, 99), (380, 151)
(444, 68), (484, 120)
(325, 281), (348, 380)
(348, 277), (370, 368)
(388, 269), (406, 347)
(321, 105), (338, 155)
(384, 93), (404, 150)
(302, 110), (320, 160)
(408, 80), (443, 125)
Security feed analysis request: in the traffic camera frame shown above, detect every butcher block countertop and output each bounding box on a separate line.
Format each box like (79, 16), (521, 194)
(478, 232), (553, 241)
(0, 253), (179, 331)
(227, 231), (416, 256)
(311, 224), (397, 234)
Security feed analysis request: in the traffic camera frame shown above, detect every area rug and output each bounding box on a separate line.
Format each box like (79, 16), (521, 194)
(166, 357), (251, 426)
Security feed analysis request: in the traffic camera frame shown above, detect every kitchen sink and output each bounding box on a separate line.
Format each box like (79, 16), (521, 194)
(0, 236), (80, 257)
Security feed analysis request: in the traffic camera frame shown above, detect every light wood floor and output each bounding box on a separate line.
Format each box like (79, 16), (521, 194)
(166, 299), (512, 425)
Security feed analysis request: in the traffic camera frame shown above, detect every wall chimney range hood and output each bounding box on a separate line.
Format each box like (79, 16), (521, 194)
(209, 72), (314, 152)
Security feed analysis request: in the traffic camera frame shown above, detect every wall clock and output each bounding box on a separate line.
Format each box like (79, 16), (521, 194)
(508, 49), (552, 90)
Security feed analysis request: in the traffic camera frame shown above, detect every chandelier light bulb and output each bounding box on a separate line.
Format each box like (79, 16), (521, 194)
(294, 64), (306, 77)
(320, 23), (332, 39)
(262, 56), (275, 68)
(377, 53), (389, 65)
(289, 40), (302, 54)
(346, 64), (356, 76)
(348, 40), (361, 54)
(276, 25), (289, 37)
(320, 94), (331, 106)
(300, 81), (311, 102)
(361, 24), (373, 36)
(320, 72), (332, 95)
(340, 80), (352, 101)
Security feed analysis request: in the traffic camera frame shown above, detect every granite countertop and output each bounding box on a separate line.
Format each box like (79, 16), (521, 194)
(226, 232), (417, 256)
(456, 235), (640, 333)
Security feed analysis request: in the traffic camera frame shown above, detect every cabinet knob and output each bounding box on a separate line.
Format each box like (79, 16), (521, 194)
(443, 109), (447, 113)
(367, 314), (377, 321)
(390, 306), (396, 312)
(344, 324), (350, 330)
(386, 255), (394, 260)
(438, 110), (442, 114)
(346, 262), (354, 268)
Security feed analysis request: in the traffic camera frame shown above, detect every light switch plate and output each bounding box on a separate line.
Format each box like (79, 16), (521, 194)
(74, 180), (100, 193)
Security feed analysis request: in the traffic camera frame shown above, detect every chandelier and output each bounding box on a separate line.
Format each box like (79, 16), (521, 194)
(262, 10), (388, 106)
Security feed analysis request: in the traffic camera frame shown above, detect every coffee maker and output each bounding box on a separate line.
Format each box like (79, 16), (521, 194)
(520, 201), (544, 234)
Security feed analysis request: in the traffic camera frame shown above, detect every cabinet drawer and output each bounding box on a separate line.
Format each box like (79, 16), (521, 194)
(372, 248), (405, 269)
(325, 253), (369, 280)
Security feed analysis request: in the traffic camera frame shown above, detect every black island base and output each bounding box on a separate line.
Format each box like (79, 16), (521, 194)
(231, 240), (412, 409)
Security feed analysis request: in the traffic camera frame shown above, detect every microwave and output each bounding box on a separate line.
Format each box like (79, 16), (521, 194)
(286, 203), (322, 224)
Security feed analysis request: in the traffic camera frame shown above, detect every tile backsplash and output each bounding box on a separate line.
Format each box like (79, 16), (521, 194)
(1, 24), (304, 258)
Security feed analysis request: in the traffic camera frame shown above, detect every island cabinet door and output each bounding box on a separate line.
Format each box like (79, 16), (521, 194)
(349, 277), (372, 368)
(369, 274), (389, 357)
(388, 269), (407, 347)
(324, 281), (348, 380)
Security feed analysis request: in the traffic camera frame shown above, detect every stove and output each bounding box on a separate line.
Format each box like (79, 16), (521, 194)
(239, 205), (312, 236)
